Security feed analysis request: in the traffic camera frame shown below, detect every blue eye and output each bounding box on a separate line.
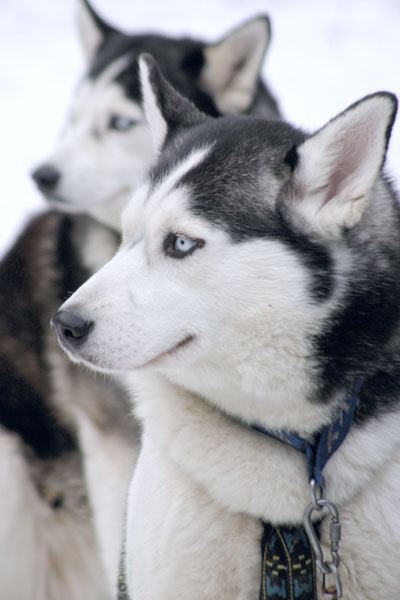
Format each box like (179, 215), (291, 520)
(175, 236), (196, 252)
(163, 233), (205, 258)
(109, 115), (136, 131)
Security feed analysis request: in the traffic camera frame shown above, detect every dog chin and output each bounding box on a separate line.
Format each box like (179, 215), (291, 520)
(46, 197), (89, 214)
(51, 331), (102, 371)
(46, 186), (131, 207)
(54, 335), (88, 365)
(62, 343), (119, 375)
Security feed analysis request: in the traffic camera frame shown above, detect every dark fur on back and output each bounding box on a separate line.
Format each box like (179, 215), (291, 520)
(0, 212), (81, 461)
(0, 210), (125, 510)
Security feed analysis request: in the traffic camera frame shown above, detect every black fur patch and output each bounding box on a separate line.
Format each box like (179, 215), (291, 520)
(180, 46), (205, 78)
(313, 191), (400, 418)
(274, 209), (333, 300)
(0, 360), (75, 459)
(284, 144), (298, 171)
(315, 264), (400, 406)
(88, 28), (279, 120)
(55, 215), (91, 302)
(0, 212), (80, 459)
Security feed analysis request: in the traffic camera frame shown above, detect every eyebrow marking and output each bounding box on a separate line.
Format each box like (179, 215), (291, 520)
(94, 53), (133, 90)
(148, 145), (212, 207)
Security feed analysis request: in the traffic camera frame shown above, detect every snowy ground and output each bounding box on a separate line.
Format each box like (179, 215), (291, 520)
(1, 0), (399, 257)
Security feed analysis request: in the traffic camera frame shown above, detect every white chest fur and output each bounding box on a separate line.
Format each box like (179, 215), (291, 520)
(124, 373), (400, 599)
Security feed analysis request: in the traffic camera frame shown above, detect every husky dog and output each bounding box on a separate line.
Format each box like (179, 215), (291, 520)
(52, 55), (400, 599)
(1, 2), (280, 597)
(0, 212), (116, 600)
(32, 0), (280, 230)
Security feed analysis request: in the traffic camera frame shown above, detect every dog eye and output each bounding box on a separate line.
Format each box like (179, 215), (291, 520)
(109, 115), (136, 131)
(163, 233), (204, 258)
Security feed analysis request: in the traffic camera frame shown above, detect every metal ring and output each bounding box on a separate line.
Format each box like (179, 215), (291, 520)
(309, 478), (325, 508)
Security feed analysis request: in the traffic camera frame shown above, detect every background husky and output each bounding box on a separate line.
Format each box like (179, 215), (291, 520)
(0, 1), (280, 597)
(32, 0), (279, 229)
(0, 212), (114, 600)
(52, 55), (400, 599)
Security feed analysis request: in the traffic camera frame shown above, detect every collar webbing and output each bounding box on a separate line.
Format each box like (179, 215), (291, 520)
(259, 522), (318, 600)
(257, 378), (363, 600)
(253, 377), (363, 486)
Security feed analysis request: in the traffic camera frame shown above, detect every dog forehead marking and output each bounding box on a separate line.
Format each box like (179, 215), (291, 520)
(72, 53), (143, 122)
(73, 81), (143, 125)
(93, 52), (133, 91)
(147, 145), (212, 209)
(121, 146), (212, 245)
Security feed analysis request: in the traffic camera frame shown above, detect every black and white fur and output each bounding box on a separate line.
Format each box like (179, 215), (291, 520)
(0, 213), (117, 599)
(2, 2), (280, 597)
(32, 0), (279, 230)
(53, 55), (400, 599)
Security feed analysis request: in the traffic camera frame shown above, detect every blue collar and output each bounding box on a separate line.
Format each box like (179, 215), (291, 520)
(253, 377), (363, 486)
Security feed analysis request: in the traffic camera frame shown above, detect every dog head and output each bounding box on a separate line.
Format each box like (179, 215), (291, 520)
(52, 55), (398, 431)
(32, 0), (279, 230)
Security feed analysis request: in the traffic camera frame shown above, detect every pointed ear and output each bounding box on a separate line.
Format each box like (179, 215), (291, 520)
(286, 93), (397, 238)
(139, 53), (209, 154)
(200, 16), (271, 114)
(76, 0), (117, 64)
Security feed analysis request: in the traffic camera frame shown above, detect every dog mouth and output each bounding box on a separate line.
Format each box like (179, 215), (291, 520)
(140, 334), (196, 369)
(54, 327), (195, 373)
(42, 187), (132, 211)
(167, 334), (195, 355)
(46, 197), (88, 214)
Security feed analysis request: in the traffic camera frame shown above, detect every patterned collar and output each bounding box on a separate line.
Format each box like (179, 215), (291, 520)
(256, 377), (363, 600)
(253, 377), (364, 486)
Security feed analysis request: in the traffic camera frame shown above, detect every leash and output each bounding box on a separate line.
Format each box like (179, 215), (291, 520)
(256, 377), (363, 599)
(117, 549), (130, 600)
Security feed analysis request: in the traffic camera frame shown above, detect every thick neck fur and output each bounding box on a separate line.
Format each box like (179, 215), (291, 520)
(162, 351), (334, 437)
(128, 368), (400, 526)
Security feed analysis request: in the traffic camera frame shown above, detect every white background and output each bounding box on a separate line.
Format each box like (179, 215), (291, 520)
(1, 0), (399, 257)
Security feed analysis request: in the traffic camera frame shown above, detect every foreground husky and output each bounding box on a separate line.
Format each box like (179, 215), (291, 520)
(1, 2), (280, 597)
(53, 55), (400, 599)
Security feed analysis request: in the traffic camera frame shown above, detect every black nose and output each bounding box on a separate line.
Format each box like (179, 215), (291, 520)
(31, 164), (61, 192)
(51, 310), (93, 347)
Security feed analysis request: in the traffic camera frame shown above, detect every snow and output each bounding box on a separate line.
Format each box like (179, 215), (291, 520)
(1, 0), (399, 257)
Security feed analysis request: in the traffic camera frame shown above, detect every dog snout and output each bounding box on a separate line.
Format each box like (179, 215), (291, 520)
(31, 163), (61, 192)
(51, 310), (93, 349)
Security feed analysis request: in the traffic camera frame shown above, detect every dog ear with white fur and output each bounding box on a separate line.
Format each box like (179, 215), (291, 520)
(285, 93), (397, 238)
(76, 0), (118, 63)
(201, 16), (273, 114)
(139, 53), (210, 153)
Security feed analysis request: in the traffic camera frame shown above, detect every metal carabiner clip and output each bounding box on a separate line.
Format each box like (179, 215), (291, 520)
(322, 563), (342, 599)
(303, 479), (343, 599)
